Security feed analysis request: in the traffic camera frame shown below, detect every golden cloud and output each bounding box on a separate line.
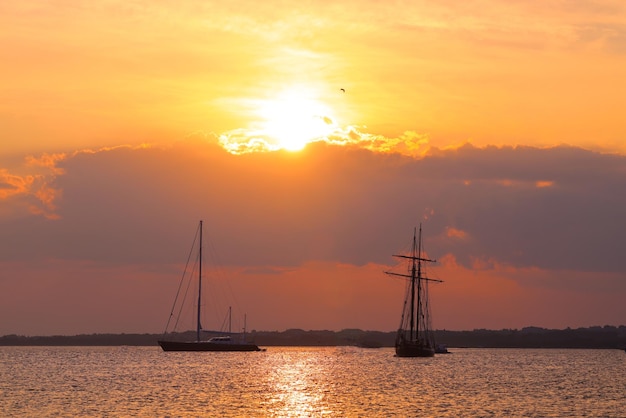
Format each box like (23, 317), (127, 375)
(0, 145), (156, 220)
(446, 227), (469, 239)
(218, 124), (433, 157)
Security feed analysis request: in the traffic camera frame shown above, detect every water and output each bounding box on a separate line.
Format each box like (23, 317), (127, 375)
(1, 346), (624, 417)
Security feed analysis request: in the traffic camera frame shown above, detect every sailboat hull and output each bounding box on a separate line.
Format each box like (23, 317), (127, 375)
(395, 341), (435, 358)
(158, 340), (261, 352)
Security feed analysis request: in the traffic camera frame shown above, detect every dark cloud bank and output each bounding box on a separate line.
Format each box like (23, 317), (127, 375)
(2, 141), (625, 275)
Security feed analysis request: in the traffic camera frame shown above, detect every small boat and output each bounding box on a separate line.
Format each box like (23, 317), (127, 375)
(435, 344), (450, 354)
(158, 221), (262, 352)
(356, 340), (384, 349)
(386, 224), (443, 358)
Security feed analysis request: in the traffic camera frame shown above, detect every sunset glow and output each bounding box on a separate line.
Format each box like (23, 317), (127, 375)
(257, 87), (337, 151)
(1, 0), (625, 336)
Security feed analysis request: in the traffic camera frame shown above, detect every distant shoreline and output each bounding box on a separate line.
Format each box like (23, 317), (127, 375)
(2, 326), (625, 349)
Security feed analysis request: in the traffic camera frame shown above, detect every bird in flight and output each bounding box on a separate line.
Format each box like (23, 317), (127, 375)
(340, 88), (345, 93)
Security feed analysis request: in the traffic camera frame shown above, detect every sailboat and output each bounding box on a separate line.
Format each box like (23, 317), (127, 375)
(385, 224), (443, 357)
(158, 221), (262, 352)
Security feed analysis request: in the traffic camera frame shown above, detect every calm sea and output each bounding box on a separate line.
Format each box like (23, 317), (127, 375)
(1, 346), (624, 417)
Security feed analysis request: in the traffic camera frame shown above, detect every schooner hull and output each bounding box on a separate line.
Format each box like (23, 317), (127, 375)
(158, 340), (261, 352)
(395, 341), (435, 358)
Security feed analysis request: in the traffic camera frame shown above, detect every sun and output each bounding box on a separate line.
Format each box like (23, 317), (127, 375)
(257, 86), (336, 151)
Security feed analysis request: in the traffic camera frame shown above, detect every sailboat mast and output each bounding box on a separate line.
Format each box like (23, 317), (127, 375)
(416, 224), (423, 339)
(409, 227), (417, 341)
(197, 220), (203, 342)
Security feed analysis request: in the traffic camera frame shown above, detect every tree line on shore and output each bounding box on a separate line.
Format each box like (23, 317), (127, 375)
(1, 326), (625, 349)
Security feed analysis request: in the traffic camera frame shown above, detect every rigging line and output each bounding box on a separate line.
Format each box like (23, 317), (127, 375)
(399, 277), (411, 330)
(219, 307), (234, 334)
(203, 227), (245, 330)
(162, 223), (200, 334)
(173, 255), (198, 333)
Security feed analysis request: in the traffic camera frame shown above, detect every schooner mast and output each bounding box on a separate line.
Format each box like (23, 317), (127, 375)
(386, 224), (443, 357)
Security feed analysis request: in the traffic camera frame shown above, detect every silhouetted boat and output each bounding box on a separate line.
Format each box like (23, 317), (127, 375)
(386, 225), (443, 357)
(356, 340), (384, 349)
(435, 344), (450, 354)
(158, 221), (261, 352)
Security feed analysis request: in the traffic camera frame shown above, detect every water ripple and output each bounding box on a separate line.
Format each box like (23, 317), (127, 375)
(1, 346), (624, 416)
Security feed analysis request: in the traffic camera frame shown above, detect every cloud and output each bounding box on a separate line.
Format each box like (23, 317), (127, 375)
(0, 169), (30, 199)
(446, 227), (469, 239)
(1, 139), (625, 334)
(218, 125), (432, 157)
(0, 154), (65, 220)
(2, 140), (625, 272)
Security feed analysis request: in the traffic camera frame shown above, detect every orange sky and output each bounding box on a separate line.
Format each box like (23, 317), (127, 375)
(1, 1), (625, 335)
(3, 1), (626, 156)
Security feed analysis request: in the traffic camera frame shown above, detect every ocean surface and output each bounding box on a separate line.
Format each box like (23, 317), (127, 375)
(1, 346), (624, 417)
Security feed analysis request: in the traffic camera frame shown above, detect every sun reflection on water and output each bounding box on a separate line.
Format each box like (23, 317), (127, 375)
(263, 348), (333, 416)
